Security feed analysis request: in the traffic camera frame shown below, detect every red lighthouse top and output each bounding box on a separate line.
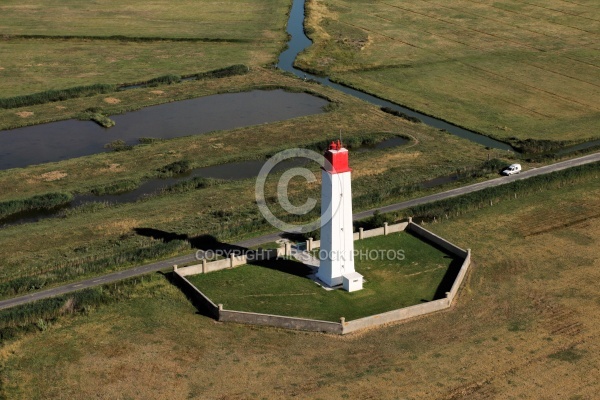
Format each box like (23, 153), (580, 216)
(324, 140), (351, 174)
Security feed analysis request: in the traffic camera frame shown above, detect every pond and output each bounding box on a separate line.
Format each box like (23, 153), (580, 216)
(0, 89), (328, 170)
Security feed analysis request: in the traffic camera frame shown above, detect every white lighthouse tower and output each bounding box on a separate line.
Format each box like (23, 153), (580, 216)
(316, 140), (363, 292)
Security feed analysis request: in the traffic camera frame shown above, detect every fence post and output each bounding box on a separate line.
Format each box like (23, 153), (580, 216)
(230, 254), (234, 268)
(308, 237), (313, 251)
(359, 227), (364, 240)
(202, 259), (207, 274)
(173, 264), (178, 272)
(384, 222), (389, 235)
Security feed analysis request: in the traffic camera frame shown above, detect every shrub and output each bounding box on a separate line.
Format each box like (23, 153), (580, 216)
(194, 64), (249, 80)
(88, 113), (116, 128)
(0, 193), (72, 220)
(354, 210), (393, 230)
(59, 201), (111, 217)
(144, 74), (182, 87)
(157, 160), (192, 177)
(381, 107), (421, 123)
(90, 180), (140, 196)
(104, 140), (133, 152)
(302, 134), (395, 153)
(161, 177), (221, 194)
(0, 84), (116, 109)
(511, 138), (568, 154)
(77, 110), (115, 128)
(138, 137), (163, 144)
(117, 65), (249, 91)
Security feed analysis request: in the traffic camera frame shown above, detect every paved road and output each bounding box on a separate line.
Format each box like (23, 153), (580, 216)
(1, 152), (598, 311)
(0, 234), (285, 311)
(354, 152), (600, 220)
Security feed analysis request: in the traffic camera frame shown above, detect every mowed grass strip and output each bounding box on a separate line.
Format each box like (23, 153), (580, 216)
(298, 0), (600, 143)
(187, 232), (456, 321)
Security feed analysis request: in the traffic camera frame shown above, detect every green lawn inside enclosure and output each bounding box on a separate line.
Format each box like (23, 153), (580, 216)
(298, 0), (600, 146)
(0, 0), (290, 96)
(188, 231), (459, 321)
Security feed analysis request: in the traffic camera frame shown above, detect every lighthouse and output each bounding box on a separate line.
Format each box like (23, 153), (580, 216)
(316, 140), (363, 292)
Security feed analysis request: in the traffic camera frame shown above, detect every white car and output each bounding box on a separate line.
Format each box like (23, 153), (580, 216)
(502, 164), (522, 176)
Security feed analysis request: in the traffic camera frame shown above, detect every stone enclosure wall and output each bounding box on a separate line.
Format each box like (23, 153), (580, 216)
(174, 219), (472, 335)
(176, 247), (285, 277)
(171, 271), (219, 319)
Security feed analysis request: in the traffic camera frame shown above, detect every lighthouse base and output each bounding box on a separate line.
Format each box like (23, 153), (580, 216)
(315, 273), (344, 288)
(311, 270), (363, 292)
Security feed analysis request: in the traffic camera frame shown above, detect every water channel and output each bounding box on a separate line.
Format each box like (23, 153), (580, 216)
(8, 0), (575, 229)
(277, 0), (515, 152)
(0, 136), (410, 228)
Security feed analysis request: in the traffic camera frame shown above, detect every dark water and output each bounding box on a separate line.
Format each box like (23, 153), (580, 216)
(192, 157), (314, 180)
(0, 90), (328, 170)
(0, 206), (71, 227)
(556, 139), (600, 156)
(72, 176), (186, 206)
(355, 136), (409, 152)
(0, 137), (411, 228)
(193, 136), (410, 179)
(278, 0), (515, 152)
(0, 160), (309, 228)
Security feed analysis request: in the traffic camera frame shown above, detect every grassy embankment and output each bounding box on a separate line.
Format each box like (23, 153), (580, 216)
(187, 231), (456, 321)
(296, 0), (600, 150)
(0, 0), (290, 98)
(1, 165), (598, 399)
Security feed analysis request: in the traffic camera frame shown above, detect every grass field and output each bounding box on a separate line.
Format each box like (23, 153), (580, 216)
(0, 67), (504, 296)
(297, 0), (600, 145)
(187, 232), (457, 321)
(0, 0), (289, 97)
(1, 2), (598, 396)
(1, 170), (598, 399)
